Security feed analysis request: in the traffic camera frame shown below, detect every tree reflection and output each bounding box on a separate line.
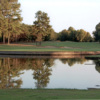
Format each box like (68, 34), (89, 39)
(0, 58), (23, 89)
(1, 57), (100, 89)
(0, 58), (54, 89)
(93, 59), (100, 73)
(59, 58), (87, 66)
(32, 59), (54, 89)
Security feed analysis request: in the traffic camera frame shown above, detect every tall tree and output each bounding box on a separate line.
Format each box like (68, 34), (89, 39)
(0, 0), (9, 43)
(0, 0), (22, 44)
(33, 11), (52, 42)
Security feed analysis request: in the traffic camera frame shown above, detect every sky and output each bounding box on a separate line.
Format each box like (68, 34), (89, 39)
(18, 0), (100, 34)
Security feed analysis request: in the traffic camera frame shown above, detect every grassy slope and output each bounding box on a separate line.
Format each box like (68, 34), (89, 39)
(0, 89), (100, 100)
(0, 41), (100, 51)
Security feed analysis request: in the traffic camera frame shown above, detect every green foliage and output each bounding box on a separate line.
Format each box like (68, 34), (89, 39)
(17, 24), (31, 42)
(0, 4), (93, 43)
(57, 27), (92, 42)
(75, 29), (87, 42)
(58, 29), (70, 41)
(93, 23), (100, 42)
(0, 0), (22, 44)
(33, 11), (55, 41)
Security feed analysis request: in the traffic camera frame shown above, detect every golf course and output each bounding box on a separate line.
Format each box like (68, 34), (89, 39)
(0, 41), (100, 52)
(0, 89), (100, 100)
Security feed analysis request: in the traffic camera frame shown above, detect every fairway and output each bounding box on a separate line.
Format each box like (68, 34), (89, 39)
(0, 41), (100, 52)
(0, 89), (100, 100)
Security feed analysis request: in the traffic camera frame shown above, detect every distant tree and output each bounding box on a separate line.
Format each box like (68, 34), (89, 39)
(50, 30), (57, 41)
(33, 11), (52, 42)
(57, 27), (92, 42)
(68, 27), (75, 32)
(68, 27), (76, 41)
(93, 23), (100, 43)
(58, 29), (70, 41)
(75, 29), (87, 42)
(83, 32), (93, 42)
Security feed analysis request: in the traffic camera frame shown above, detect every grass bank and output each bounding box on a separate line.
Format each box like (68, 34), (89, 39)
(0, 89), (100, 100)
(0, 41), (100, 52)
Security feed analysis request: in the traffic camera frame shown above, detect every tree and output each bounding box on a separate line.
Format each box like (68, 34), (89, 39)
(0, 0), (22, 44)
(0, 0), (9, 43)
(75, 29), (87, 42)
(17, 23), (30, 42)
(83, 32), (93, 42)
(68, 27), (76, 41)
(57, 29), (70, 41)
(44, 28), (56, 41)
(68, 26), (75, 32)
(33, 11), (52, 42)
(93, 23), (100, 42)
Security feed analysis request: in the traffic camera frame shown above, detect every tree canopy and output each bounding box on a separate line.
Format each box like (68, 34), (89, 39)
(57, 27), (92, 42)
(33, 11), (55, 41)
(0, 0), (22, 44)
(93, 23), (100, 42)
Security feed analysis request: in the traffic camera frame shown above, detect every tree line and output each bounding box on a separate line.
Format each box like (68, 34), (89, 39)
(0, 0), (100, 44)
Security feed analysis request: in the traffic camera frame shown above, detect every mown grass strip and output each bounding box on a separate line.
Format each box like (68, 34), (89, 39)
(0, 42), (100, 52)
(0, 89), (100, 100)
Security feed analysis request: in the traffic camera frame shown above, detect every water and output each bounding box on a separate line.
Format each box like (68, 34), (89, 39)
(0, 57), (100, 89)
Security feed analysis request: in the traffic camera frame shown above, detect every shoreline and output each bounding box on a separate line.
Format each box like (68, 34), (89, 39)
(0, 51), (100, 56)
(0, 51), (100, 59)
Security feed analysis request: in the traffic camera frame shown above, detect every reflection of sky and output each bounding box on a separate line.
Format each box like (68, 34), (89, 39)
(15, 60), (100, 89)
(48, 60), (100, 89)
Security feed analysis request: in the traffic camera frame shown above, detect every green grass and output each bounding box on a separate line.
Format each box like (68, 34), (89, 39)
(41, 41), (100, 48)
(0, 45), (76, 51)
(0, 41), (100, 51)
(0, 89), (100, 100)
(86, 55), (100, 58)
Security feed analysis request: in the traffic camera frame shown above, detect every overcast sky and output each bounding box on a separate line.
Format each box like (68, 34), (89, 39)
(18, 0), (100, 34)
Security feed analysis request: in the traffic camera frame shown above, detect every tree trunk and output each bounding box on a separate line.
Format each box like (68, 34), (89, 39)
(8, 33), (10, 44)
(15, 34), (17, 43)
(3, 35), (5, 44)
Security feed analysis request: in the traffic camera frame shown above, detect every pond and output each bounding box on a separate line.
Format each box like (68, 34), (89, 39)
(0, 57), (100, 90)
